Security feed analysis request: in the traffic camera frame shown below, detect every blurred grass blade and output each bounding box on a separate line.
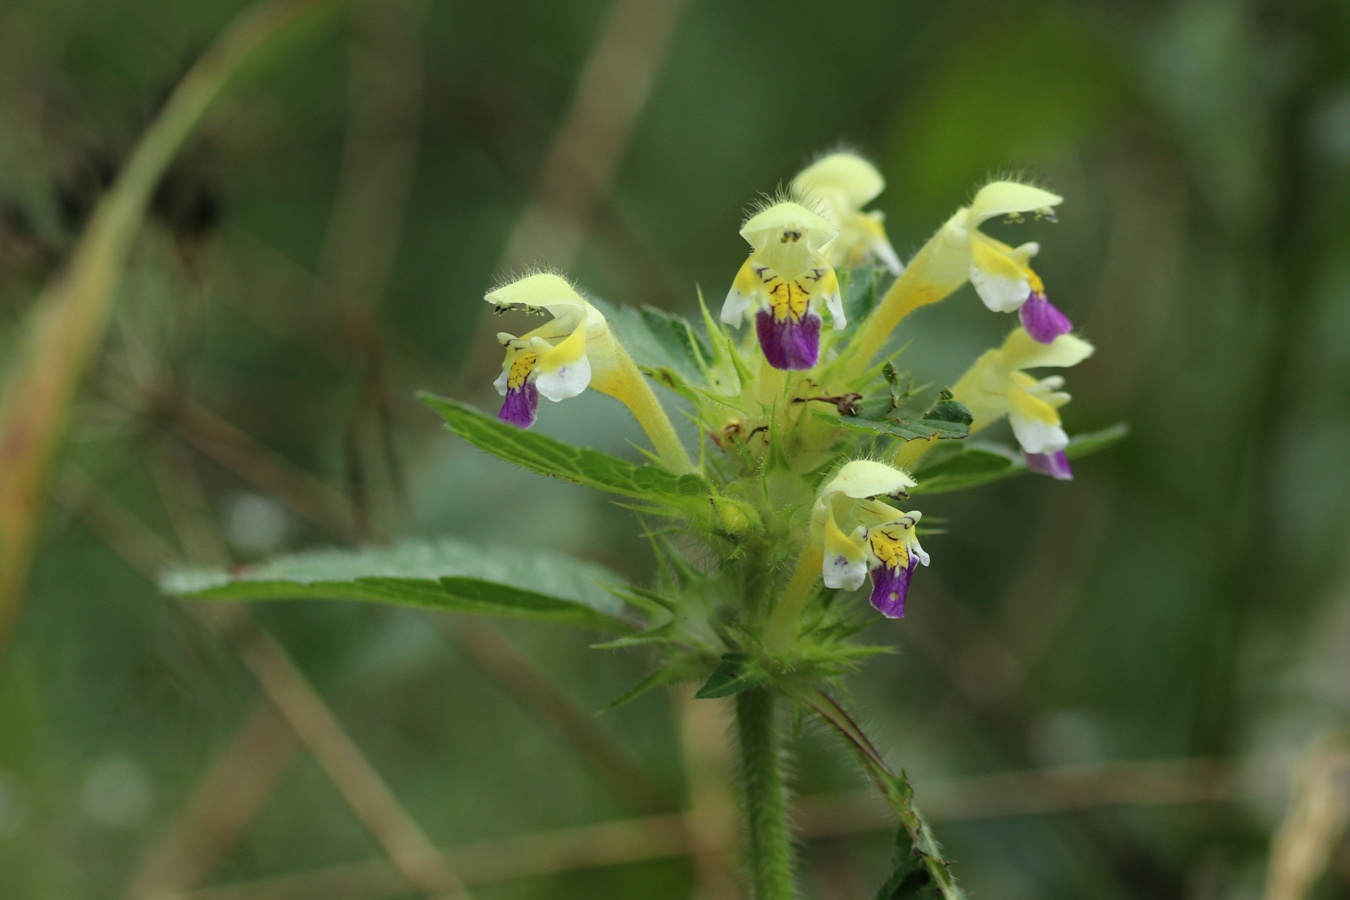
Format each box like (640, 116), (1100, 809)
(1265, 735), (1350, 900)
(0, 0), (345, 651)
(163, 538), (638, 633)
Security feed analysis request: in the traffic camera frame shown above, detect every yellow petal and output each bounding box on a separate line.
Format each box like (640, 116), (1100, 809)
(792, 152), (885, 209)
(485, 272), (582, 310)
(867, 527), (909, 570)
(950, 350), (1008, 427)
(821, 460), (916, 500)
(534, 323), (591, 402)
(968, 181), (1063, 226)
(741, 201), (836, 277)
(537, 321), (587, 372)
(969, 233), (1032, 312)
(1006, 378), (1062, 426)
(1000, 328), (1094, 370)
(497, 344), (539, 392)
(721, 257), (763, 325)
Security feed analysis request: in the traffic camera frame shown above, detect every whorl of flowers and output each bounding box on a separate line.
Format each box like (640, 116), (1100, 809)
(483, 152), (1094, 631)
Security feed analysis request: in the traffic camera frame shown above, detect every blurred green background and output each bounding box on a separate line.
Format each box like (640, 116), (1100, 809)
(2, 0), (1350, 897)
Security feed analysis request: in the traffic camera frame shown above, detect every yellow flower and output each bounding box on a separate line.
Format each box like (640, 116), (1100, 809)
(791, 152), (902, 273)
(945, 181), (1074, 342)
(951, 327), (1094, 479)
(814, 461), (928, 618)
(487, 273), (618, 428)
(847, 179), (1072, 375)
(721, 201), (844, 370)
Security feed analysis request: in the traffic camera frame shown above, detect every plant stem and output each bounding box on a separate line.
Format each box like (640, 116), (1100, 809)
(735, 688), (794, 899)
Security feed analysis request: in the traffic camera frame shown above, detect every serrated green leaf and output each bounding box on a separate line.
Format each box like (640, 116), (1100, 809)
(601, 663), (699, 713)
(591, 620), (677, 650)
(162, 538), (635, 633)
(873, 799), (967, 900)
(836, 380), (971, 443)
(924, 399), (973, 427)
(829, 413), (971, 442)
(840, 264), (897, 326)
(694, 652), (769, 699)
(911, 423), (1127, 494)
(420, 394), (712, 506)
(593, 300), (710, 387)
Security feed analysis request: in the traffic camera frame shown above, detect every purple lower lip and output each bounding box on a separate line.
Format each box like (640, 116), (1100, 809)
(755, 309), (821, 370)
(1020, 293), (1073, 343)
(497, 381), (540, 428)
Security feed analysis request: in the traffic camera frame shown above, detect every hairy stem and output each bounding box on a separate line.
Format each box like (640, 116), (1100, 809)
(735, 688), (795, 899)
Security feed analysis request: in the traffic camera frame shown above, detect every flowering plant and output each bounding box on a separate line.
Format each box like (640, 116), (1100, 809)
(169, 151), (1121, 897)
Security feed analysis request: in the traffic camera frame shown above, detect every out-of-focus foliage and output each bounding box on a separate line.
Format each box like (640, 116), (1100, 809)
(2, 0), (1350, 897)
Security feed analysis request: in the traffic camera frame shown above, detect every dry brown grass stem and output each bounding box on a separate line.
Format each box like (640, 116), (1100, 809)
(181, 756), (1253, 900)
(1265, 736), (1350, 900)
(0, 0), (345, 652)
(496, 0), (691, 271)
(125, 705), (299, 899)
(169, 401), (358, 541)
(56, 464), (472, 899)
(196, 603), (474, 900)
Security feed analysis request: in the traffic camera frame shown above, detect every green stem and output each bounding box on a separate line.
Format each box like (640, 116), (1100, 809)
(794, 686), (963, 900)
(735, 688), (795, 899)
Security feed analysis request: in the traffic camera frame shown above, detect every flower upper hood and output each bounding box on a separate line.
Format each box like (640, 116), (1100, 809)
(791, 152), (902, 274)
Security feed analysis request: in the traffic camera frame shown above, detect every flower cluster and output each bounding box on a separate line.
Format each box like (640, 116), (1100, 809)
(483, 151), (1094, 626)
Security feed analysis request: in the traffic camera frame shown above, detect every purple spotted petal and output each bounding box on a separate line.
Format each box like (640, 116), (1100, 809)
(755, 309), (821, 370)
(1025, 449), (1073, 480)
(868, 557), (918, 619)
(1019, 293), (1073, 343)
(497, 382), (539, 428)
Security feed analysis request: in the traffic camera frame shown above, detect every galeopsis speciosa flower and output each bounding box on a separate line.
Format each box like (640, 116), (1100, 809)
(929, 181), (1074, 343)
(815, 461), (929, 618)
(791, 152), (902, 274)
(489, 273), (617, 428)
(721, 201), (844, 371)
(951, 327), (1094, 480)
